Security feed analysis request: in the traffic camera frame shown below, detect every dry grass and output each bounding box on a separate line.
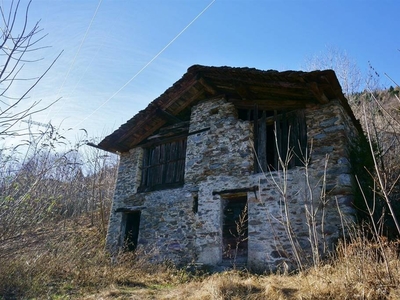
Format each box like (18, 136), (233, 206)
(0, 214), (188, 299)
(0, 213), (399, 299)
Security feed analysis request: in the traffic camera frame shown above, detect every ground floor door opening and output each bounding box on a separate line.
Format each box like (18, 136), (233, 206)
(123, 211), (141, 251)
(222, 195), (248, 263)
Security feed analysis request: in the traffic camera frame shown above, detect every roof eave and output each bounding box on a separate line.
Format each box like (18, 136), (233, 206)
(96, 66), (352, 153)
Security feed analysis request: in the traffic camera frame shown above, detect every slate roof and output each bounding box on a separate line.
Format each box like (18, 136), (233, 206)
(95, 65), (356, 153)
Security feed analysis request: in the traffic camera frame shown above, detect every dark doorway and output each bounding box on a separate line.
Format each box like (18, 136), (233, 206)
(222, 195), (248, 262)
(124, 211), (141, 251)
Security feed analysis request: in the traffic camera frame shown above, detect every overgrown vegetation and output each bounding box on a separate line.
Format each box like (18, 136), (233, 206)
(352, 89), (400, 239)
(0, 87), (399, 299)
(1, 2), (400, 297)
(1, 213), (400, 299)
(0, 124), (117, 243)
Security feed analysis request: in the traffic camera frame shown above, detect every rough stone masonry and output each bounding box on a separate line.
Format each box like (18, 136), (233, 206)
(96, 66), (361, 271)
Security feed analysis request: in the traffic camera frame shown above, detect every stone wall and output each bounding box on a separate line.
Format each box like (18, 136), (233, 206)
(105, 147), (143, 253)
(105, 96), (360, 270)
(185, 98), (254, 183)
(306, 100), (359, 223)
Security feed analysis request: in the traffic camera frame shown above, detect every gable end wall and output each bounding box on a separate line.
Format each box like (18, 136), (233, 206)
(105, 97), (360, 270)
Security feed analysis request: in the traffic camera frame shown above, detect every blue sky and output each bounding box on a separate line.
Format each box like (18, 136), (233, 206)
(4, 0), (400, 146)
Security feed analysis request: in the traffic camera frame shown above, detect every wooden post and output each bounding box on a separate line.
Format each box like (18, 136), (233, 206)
(258, 110), (267, 172)
(274, 110), (280, 170)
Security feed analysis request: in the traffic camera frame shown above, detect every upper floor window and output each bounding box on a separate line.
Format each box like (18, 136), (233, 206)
(239, 108), (307, 172)
(138, 138), (187, 192)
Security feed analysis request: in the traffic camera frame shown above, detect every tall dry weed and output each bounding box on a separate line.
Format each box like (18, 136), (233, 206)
(0, 214), (183, 299)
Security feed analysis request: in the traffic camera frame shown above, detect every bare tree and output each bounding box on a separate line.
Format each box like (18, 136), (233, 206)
(302, 46), (363, 102)
(0, 0), (62, 138)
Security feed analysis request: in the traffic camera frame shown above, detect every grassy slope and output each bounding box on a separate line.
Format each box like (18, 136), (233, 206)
(2, 90), (400, 299)
(1, 213), (400, 299)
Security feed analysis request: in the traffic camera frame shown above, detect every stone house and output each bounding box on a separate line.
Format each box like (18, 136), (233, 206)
(95, 65), (362, 271)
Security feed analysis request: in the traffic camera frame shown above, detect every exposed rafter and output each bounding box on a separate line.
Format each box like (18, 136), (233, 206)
(95, 65), (353, 153)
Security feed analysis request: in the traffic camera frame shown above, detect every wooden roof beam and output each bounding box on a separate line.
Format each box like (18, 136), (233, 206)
(308, 82), (329, 104)
(229, 98), (311, 110)
(156, 107), (182, 124)
(198, 77), (218, 96)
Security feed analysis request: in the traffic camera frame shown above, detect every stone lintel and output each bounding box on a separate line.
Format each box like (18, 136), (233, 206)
(115, 206), (146, 213)
(212, 186), (259, 196)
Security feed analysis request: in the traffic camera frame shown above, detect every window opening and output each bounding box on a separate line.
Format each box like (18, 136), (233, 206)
(222, 195), (248, 263)
(138, 137), (187, 192)
(192, 194), (199, 214)
(210, 107), (219, 115)
(239, 107), (307, 172)
(123, 211), (141, 251)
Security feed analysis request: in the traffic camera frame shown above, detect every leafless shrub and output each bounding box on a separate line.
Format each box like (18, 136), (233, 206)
(223, 204), (248, 268)
(350, 86), (400, 240)
(0, 123), (118, 242)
